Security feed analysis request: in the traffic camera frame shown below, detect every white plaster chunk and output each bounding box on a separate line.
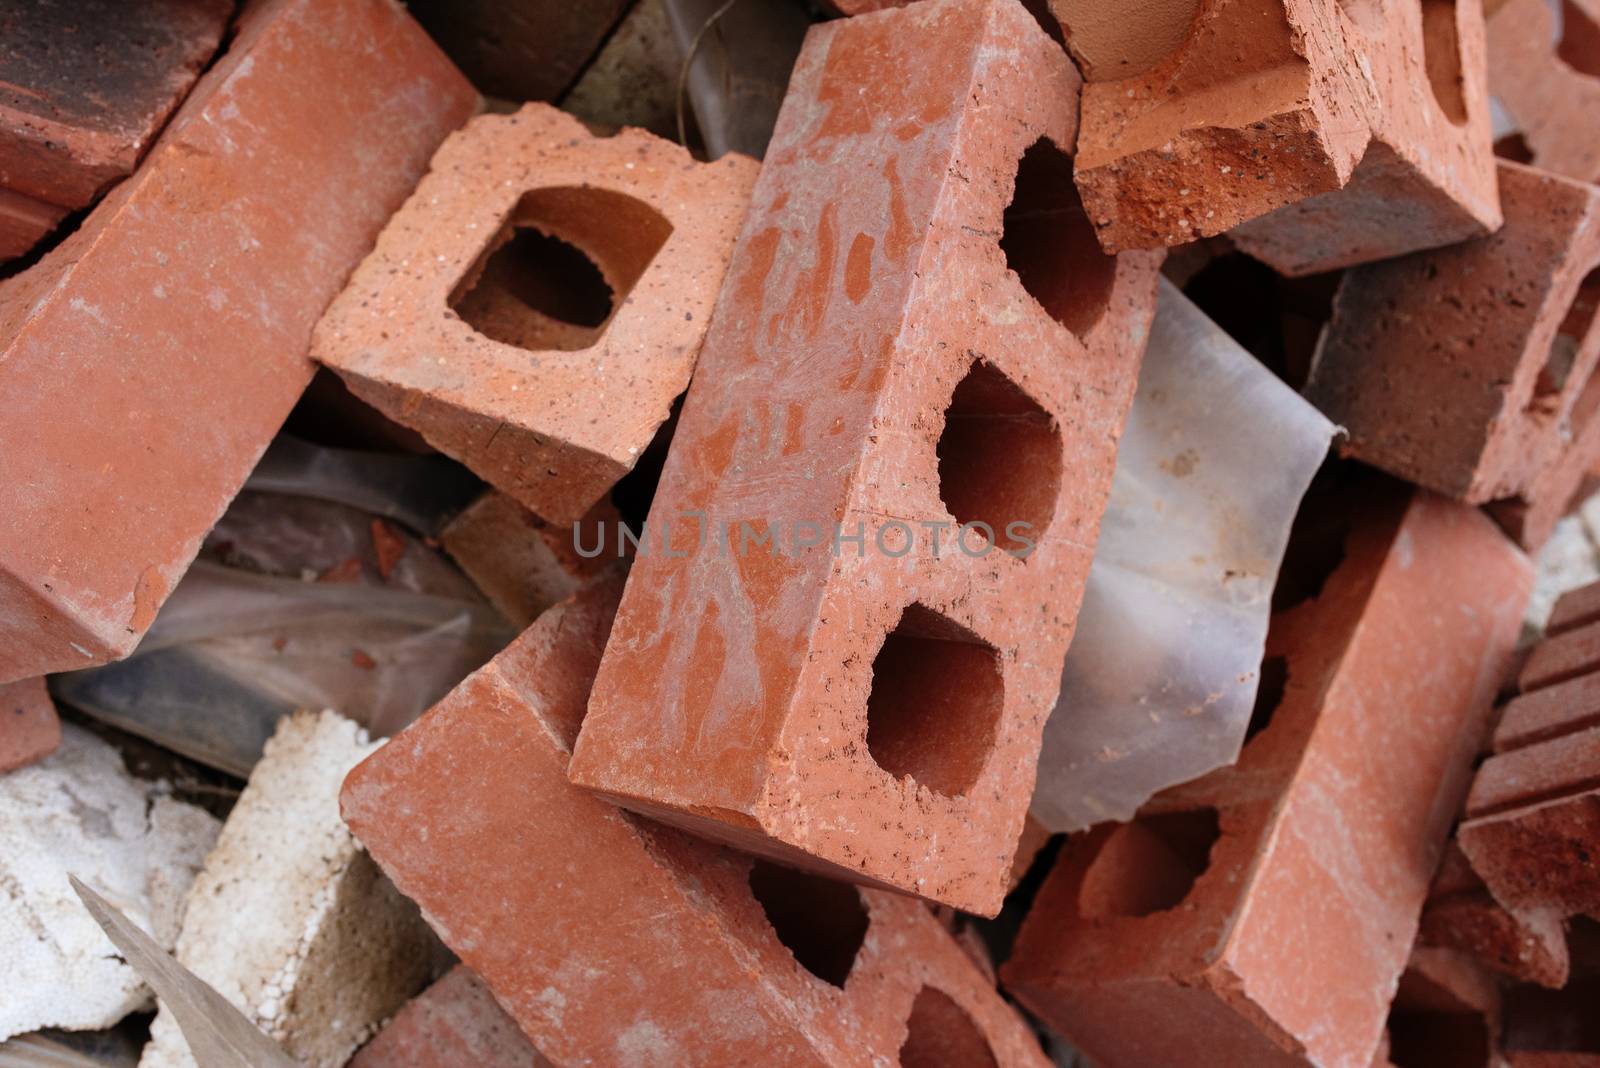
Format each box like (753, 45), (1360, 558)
(138, 709), (433, 1068)
(0, 725), (221, 1041)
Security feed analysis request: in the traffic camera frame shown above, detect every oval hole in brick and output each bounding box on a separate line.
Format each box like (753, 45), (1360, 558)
(1531, 266), (1600, 411)
(1559, 0), (1600, 78)
(1421, 0), (1469, 125)
(1245, 654), (1289, 746)
(898, 987), (1000, 1068)
(937, 361), (1061, 556)
(1000, 138), (1116, 337)
(450, 186), (673, 353)
(1077, 807), (1222, 918)
(747, 860), (868, 988)
(865, 604), (1004, 799)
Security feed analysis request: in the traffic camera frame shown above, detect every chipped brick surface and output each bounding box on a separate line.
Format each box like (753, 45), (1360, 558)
(350, 967), (550, 1068)
(0, 0), (476, 685)
(566, 0), (1160, 916)
(1488, 0), (1600, 185)
(342, 580), (1049, 1068)
(1305, 161), (1600, 546)
(0, 0), (230, 260)
(1002, 490), (1531, 1068)
(1066, 0), (1500, 272)
(0, 677), (61, 774)
(1419, 842), (1570, 988)
(314, 103), (755, 526)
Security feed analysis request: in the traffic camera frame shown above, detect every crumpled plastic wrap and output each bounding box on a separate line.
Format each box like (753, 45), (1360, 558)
(1030, 279), (1337, 832)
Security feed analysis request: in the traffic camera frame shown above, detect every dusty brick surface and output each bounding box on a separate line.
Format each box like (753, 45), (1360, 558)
(1002, 490), (1530, 1068)
(315, 103), (755, 527)
(1305, 161), (1600, 546)
(0, 677), (61, 774)
(1064, 0), (1498, 271)
(342, 580), (1049, 1068)
(1488, 0), (1600, 184)
(0, 0), (476, 685)
(567, 0), (1161, 916)
(0, 0), (230, 260)
(350, 967), (550, 1068)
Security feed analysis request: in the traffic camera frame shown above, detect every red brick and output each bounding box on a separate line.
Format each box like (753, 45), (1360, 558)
(1521, 619), (1600, 694)
(1001, 490), (1530, 1068)
(341, 580), (1049, 1068)
(1374, 945), (1502, 1068)
(1547, 579), (1600, 638)
(314, 103), (755, 527)
(402, 0), (627, 102)
(1487, 0), (1600, 185)
(350, 967), (549, 1068)
(0, 677), (61, 774)
(0, 0), (230, 261)
(566, 0), (1161, 916)
(1304, 161), (1600, 547)
(1062, 0), (1499, 271)
(0, 0), (476, 685)
(1419, 842), (1569, 988)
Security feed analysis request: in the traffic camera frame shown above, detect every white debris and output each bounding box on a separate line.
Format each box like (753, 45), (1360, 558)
(139, 709), (433, 1068)
(0, 725), (221, 1041)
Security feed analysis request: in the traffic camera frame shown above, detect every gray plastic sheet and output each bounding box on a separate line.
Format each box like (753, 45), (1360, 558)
(1030, 279), (1337, 832)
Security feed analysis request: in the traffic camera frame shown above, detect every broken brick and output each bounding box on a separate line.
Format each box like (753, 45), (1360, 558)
(566, 0), (1161, 916)
(1002, 489), (1530, 1068)
(314, 103), (755, 527)
(0, 677), (62, 774)
(1487, 0), (1600, 185)
(0, 0), (477, 685)
(0, 0), (230, 261)
(1064, 0), (1500, 273)
(1374, 944), (1503, 1068)
(350, 967), (549, 1068)
(342, 580), (1049, 1067)
(1305, 161), (1600, 547)
(402, 0), (627, 103)
(1419, 841), (1570, 988)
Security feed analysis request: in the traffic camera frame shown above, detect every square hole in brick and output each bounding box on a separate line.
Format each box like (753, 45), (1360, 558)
(865, 604), (1004, 799)
(1077, 807), (1222, 918)
(449, 186), (673, 353)
(1000, 137), (1117, 338)
(747, 859), (869, 988)
(936, 360), (1061, 556)
(898, 987), (999, 1068)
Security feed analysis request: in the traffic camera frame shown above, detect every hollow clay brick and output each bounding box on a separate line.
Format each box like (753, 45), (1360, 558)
(350, 967), (550, 1068)
(0, 0), (476, 686)
(0, 677), (61, 774)
(314, 103), (755, 527)
(1063, 0), (1500, 274)
(1418, 841), (1570, 988)
(0, 0), (230, 261)
(341, 580), (1050, 1068)
(1487, 0), (1600, 185)
(1001, 489), (1531, 1068)
(566, 0), (1161, 916)
(1304, 161), (1600, 547)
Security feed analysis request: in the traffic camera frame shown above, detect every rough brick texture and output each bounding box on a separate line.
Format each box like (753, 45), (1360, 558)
(1418, 842), (1569, 988)
(350, 967), (550, 1068)
(0, 0), (230, 260)
(1002, 489), (1531, 1068)
(0, 677), (61, 774)
(1374, 945), (1503, 1068)
(1065, 0), (1500, 274)
(567, 0), (1161, 916)
(1487, 0), (1600, 185)
(342, 580), (1050, 1068)
(315, 103), (755, 526)
(1305, 161), (1600, 548)
(0, 0), (476, 685)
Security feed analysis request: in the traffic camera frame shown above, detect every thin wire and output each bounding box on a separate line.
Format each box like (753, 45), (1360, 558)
(676, 0), (743, 150)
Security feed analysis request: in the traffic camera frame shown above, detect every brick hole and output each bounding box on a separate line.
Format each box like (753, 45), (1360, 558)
(450, 186), (673, 352)
(1494, 131), (1536, 164)
(1559, 0), (1600, 77)
(1077, 808), (1222, 919)
(1000, 138), (1116, 337)
(1421, 0), (1469, 125)
(747, 859), (869, 988)
(1387, 1012), (1492, 1068)
(936, 360), (1061, 555)
(897, 987), (1000, 1068)
(866, 604), (1004, 799)
(1532, 266), (1600, 411)
(1244, 654), (1288, 746)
